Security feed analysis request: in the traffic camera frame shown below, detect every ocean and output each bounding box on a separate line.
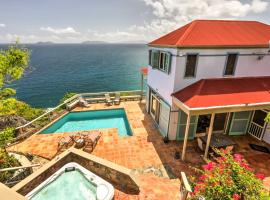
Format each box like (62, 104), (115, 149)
(1, 44), (148, 108)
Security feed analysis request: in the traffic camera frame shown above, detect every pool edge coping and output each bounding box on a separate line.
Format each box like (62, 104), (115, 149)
(36, 107), (134, 137)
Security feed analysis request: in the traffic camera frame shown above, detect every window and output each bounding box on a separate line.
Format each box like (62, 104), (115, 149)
(151, 51), (160, 68)
(159, 52), (166, 71)
(224, 53), (238, 76)
(184, 54), (198, 78)
(149, 50), (171, 74)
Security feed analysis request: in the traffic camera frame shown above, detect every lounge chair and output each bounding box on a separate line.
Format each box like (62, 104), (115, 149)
(57, 136), (73, 153)
(78, 96), (90, 108)
(114, 92), (120, 105)
(105, 93), (112, 106)
(82, 131), (102, 153)
(69, 133), (85, 148)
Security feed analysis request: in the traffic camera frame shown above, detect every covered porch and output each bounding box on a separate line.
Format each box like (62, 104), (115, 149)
(172, 76), (270, 161)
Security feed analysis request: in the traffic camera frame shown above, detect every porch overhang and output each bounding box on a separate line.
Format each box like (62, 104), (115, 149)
(172, 96), (270, 115)
(172, 76), (270, 115)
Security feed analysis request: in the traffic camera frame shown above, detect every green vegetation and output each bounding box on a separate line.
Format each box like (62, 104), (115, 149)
(0, 42), (37, 182)
(59, 92), (76, 109)
(0, 148), (20, 182)
(266, 113), (270, 123)
(0, 127), (15, 147)
(0, 41), (30, 99)
(0, 98), (43, 121)
(59, 92), (77, 104)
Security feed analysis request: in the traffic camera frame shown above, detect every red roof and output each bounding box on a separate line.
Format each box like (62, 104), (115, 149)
(149, 20), (270, 48)
(172, 76), (270, 109)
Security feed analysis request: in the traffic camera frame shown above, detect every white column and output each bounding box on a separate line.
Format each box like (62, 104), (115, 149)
(140, 73), (144, 101)
(204, 113), (215, 159)
(181, 114), (191, 161)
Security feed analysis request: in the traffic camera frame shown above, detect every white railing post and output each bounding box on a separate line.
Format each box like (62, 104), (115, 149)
(180, 172), (192, 200)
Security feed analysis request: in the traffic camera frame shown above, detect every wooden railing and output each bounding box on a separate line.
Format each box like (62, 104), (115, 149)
(13, 90), (144, 141)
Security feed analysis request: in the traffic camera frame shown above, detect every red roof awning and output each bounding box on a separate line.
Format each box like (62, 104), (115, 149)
(172, 76), (270, 109)
(149, 20), (270, 48)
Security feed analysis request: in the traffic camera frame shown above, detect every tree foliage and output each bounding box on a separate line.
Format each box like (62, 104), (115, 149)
(0, 41), (30, 99)
(0, 98), (43, 120)
(265, 113), (270, 123)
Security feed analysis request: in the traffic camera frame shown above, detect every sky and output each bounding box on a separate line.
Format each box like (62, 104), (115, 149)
(0, 0), (269, 43)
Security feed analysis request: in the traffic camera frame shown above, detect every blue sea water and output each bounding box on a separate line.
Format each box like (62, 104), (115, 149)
(0, 44), (147, 108)
(41, 109), (132, 136)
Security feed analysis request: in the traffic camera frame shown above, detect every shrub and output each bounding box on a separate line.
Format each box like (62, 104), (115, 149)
(190, 148), (270, 200)
(59, 92), (77, 104)
(0, 98), (43, 121)
(58, 92), (76, 109)
(0, 148), (20, 182)
(266, 113), (270, 123)
(0, 127), (15, 147)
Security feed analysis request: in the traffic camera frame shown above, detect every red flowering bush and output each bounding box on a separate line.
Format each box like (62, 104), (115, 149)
(190, 148), (269, 200)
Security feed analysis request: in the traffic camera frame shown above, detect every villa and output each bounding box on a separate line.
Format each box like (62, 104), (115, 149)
(1, 20), (270, 199)
(145, 20), (270, 160)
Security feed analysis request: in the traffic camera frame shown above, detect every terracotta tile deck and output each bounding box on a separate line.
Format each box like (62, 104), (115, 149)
(7, 101), (270, 198)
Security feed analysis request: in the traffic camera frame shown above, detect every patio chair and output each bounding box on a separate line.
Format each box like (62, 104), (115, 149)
(82, 131), (102, 153)
(69, 133), (86, 149)
(114, 92), (121, 105)
(105, 93), (112, 106)
(57, 136), (73, 153)
(78, 96), (90, 108)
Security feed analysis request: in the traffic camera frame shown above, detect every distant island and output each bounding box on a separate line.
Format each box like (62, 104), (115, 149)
(119, 40), (147, 44)
(36, 41), (54, 45)
(81, 41), (108, 44)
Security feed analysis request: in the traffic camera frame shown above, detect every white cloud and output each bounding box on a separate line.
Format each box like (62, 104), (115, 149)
(129, 0), (269, 40)
(40, 26), (80, 35)
(0, 33), (38, 43)
(84, 0), (269, 42)
(0, 23), (6, 28)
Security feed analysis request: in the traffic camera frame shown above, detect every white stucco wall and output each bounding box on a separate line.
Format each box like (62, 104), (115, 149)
(174, 48), (270, 92)
(147, 47), (178, 105)
(147, 47), (270, 106)
(147, 47), (270, 140)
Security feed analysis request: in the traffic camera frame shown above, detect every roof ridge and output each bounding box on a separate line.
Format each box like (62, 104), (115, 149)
(194, 79), (205, 95)
(177, 20), (197, 46)
(193, 19), (260, 23)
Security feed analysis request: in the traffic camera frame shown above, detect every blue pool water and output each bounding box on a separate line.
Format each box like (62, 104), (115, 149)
(41, 109), (132, 136)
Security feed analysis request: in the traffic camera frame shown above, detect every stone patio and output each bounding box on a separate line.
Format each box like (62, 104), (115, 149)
(7, 101), (270, 198)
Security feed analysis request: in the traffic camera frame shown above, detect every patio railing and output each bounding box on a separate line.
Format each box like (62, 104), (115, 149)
(13, 90), (144, 143)
(180, 172), (193, 200)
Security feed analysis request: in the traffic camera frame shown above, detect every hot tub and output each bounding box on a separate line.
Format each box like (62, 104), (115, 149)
(26, 162), (114, 200)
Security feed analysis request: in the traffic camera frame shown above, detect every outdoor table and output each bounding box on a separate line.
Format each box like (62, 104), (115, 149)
(200, 133), (236, 150)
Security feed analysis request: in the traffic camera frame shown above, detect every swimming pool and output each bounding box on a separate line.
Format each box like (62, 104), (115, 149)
(26, 162), (114, 200)
(41, 109), (132, 136)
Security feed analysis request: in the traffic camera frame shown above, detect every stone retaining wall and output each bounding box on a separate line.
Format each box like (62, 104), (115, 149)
(13, 148), (139, 196)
